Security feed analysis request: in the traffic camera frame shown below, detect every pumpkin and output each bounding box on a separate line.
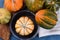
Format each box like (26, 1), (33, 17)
(4, 0), (23, 12)
(25, 0), (45, 12)
(0, 8), (11, 24)
(15, 16), (34, 36)
(35, 9), (57, 29)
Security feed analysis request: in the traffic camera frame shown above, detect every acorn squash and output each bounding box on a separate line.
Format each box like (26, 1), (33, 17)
(35, 9), (57, 29)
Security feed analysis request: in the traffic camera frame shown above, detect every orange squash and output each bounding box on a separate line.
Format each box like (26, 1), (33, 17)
(4, 0), (23, 12)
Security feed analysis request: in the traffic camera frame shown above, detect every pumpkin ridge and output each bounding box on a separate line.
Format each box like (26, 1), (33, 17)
(19, 28), (22, 34)
(19, 19), (23, 25)
(25, 28), (30, 34)
(45, 12), (57, 18)
(39, 18), (53, 29)
(45, 10), (57, 17)
(44, 10), (57, 21)
(44, 16), (56, 25)
(15, 26), (20, 28)
(26, 18), (29, 25)
(26, 27), (33, 31)
(44, 14), (57, 21)
(40, 16), (56, 25)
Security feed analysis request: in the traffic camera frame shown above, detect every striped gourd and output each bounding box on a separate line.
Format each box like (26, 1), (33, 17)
(35, 9), (57, 29)
(25, 0), (44, 12)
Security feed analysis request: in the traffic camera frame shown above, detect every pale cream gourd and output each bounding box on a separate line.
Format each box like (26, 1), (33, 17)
(15, 16), (34, 36)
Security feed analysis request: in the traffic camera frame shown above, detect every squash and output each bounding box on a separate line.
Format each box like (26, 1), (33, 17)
(4, 0), (23, 12)
(35, 9), (57, 29)
(0, 8), (11, 24)
(15, 16), (34, 36)
(0, 24), (10, 40)
(44, 0), (60, 12)
(25, 0), (44, 12)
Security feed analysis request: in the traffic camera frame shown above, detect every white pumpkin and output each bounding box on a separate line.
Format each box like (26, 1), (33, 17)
(15, 16), (34, 36)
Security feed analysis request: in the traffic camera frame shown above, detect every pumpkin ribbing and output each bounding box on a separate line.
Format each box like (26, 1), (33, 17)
(4, 0), (23, 12)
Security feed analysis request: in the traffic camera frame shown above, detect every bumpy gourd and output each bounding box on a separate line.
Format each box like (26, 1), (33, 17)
(35, 9), (57, 29)
(0, 8), (11, 24)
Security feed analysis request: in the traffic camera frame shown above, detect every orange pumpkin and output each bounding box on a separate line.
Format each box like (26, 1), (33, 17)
(4, 0), (23, 12)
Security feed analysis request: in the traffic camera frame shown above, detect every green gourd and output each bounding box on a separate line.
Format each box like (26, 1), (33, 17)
(25, 0), (45, 12)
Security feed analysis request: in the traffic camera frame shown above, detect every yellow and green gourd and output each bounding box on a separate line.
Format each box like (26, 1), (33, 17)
(25, 0), (45, 12)
(0, 8), (11, 24)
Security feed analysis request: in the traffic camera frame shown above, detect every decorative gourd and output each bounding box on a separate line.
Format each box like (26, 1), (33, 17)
(0, 8), (11, 24)
(35, 9), (57, 29)
(4, 0), (23, 12)
(25, 0), (44, 12)
(15, 16), (34, 36)
(44, 0), (60, 12)
(0, 24), (10, 40)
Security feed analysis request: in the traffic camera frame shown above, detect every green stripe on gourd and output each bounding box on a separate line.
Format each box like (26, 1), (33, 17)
(35, 9), (57, 29)
(41, 16), (56, 26)
(39, 19), (54, 29)
(44, 11), (57, 21)
(25, 0), (44, 12)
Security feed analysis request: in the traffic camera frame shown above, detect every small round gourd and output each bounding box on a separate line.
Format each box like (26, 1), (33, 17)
(0, 8), (11, 24)
(15, 16), (34, 36)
